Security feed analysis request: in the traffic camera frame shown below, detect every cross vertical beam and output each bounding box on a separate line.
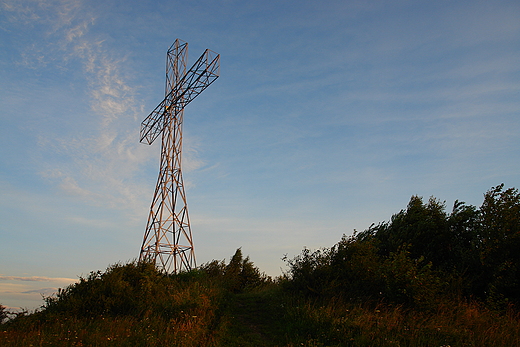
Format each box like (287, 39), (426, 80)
(139, 39), (219, 273)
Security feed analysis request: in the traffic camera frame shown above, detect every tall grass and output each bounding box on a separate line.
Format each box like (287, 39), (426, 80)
(2, 248), (520, 346)
(0, 254), (272, 346)
(1, 315), (224, 346)
(1, 262), (228, 346)
(283, 296), (520, 346)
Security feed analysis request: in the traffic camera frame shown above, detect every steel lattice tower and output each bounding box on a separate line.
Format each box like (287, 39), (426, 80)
(139, 39), (220, 273)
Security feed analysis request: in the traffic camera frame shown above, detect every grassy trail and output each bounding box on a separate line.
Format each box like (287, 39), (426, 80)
(219, 288), (290, 346)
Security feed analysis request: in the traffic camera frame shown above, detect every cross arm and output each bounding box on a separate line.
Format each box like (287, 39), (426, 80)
(139, 97), (168, 145)
(140, 48), (220, 145)
(174, 49), (220, 110)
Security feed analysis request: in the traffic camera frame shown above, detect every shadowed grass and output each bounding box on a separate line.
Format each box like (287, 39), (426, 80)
(2, 246), (520, 346)
(282, 297), (520, 346)
(216, 285), (289, 346)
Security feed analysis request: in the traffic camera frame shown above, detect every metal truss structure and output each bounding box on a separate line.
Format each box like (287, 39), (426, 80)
(139, 39), (220, 273)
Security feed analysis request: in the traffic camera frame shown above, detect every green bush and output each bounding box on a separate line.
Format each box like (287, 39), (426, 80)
(40, 261), (225, 321)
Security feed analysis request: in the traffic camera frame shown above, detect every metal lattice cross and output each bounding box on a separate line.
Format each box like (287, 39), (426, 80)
(139, 39), (220, 273)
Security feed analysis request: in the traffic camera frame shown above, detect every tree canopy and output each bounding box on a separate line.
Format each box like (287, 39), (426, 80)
(284, 184), (520, 308)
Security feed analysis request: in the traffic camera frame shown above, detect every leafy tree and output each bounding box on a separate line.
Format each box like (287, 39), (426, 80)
(329, 236), (383, 299)
(282, 246), (334, 297)
(284, 185), (520, 309)
(369, 197), (482, 283)
(372, 196), (451, 268)
(478, 184), (520, 304)
(199, 259), (226, 278)
(446, 200), (482, 297)
(223, 248), (270, 292)
(284, 235), (444, 308)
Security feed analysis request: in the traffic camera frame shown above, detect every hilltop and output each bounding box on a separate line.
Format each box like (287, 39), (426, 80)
(2, 184), (520, 346)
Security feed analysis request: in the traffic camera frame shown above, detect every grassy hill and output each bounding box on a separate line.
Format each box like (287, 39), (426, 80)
(2, 185), (520, 346)
(2, 256), (519, 346)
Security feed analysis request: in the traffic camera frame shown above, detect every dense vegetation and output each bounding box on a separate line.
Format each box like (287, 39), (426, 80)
(285, 184), (520, 309)
(2, 184), (520, 346)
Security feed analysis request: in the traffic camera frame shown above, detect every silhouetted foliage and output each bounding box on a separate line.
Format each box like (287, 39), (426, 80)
(283, 236), (445, 308)
(4, 187), (520, 346)
(479, 184), (520, 305)
(284, 184), (520, 309)
(200, 248), (271, 293)
(41, 261), (210, 319)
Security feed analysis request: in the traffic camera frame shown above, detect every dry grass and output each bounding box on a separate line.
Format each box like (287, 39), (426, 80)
(3, 290), (520, 346)
(285, 297), (520, 346)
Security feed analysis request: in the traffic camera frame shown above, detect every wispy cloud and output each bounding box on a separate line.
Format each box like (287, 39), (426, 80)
(0, 275), (77, 310)
(3, 0), (158, 218)
(0, 275), (76, 283)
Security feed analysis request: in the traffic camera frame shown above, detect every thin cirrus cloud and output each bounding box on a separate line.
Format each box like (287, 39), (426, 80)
(0, 275), (76, 282)
(3, 0), (157, 217)
(0, 275), (77, 310)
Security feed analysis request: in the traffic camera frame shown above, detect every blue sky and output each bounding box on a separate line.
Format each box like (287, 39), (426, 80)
(1, 0), (519, 310)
